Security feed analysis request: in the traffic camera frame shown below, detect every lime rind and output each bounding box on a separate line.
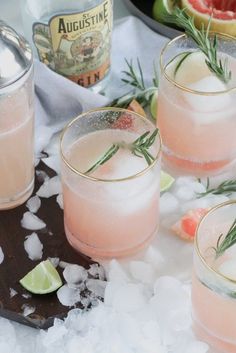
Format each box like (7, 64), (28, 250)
(153, 0), (176, 22)
(160, 171), (175, 192)
(20, 260), (62, 294)
(150, 91), (158, 120)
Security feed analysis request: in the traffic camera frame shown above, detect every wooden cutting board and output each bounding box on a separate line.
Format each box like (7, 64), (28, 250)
(0, 163), (98, 329)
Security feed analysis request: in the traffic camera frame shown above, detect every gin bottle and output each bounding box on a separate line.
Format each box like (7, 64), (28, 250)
(21, 0), (113, 92)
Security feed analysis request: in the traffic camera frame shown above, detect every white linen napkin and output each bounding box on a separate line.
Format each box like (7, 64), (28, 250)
(34, 16), (168, 155)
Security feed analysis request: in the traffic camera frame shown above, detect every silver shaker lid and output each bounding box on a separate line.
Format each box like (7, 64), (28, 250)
(0, 21), (33, 88)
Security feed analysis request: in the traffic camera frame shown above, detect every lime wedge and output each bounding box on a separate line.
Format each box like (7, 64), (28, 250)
(153, 0), (175, 22)
(20, 260), (62, 294)
(150, 90), (158, 120)
(160, 171), (175, 192)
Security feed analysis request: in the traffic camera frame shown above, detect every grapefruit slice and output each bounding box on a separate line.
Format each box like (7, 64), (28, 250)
(171, 208), (208, 241)
(181, 0), (236, 37)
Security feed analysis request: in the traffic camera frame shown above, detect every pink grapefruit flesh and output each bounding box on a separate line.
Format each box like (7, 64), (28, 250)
(181, 0), (236, 36)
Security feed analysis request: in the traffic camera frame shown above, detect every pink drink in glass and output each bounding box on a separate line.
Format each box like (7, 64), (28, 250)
(0, 69), (34, 209)
(192, 201), (236, 353)
(61, 109), (161, 259)
(157, 34), (236, 177)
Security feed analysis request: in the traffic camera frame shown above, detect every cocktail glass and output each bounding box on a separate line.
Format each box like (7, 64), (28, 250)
(60, 108), (161, 259)
(192, 200), (236, 353)
(157, 33), (236, 177)
(0, 67), (35, 210)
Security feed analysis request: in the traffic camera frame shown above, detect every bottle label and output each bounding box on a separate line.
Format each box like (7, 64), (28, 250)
(33, 0), (112, 87)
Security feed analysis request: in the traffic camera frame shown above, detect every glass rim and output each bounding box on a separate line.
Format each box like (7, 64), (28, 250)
(160, 32), (236, 96)
(195, 199), (236, 284)
(60, 107), (162, 183)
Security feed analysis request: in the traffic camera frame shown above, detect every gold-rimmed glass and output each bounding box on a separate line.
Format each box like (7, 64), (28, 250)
(157, 33), (236, 177)
(192, 200), (236, 353)
(60, 108), (161, 259)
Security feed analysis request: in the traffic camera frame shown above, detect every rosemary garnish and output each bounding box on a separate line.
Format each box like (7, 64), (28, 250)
(198, 178), (236, 198)
(85, 129), (158, 175)
(110, 58), (158, 109)
(164, 8), (232, 83)
(214, 218), (236, 258)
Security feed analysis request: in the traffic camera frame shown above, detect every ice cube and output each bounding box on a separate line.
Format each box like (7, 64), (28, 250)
(184, 341), (209, 353)
(88, 264), (106, 280)
(86, 279), (106, 298)
(37, 176), (62, 198)
(184, 76), (231, 116)
(0, 247), (4, 264)
(21, 212), (46, 230)
(129, 261), (155, 284)
(111, 283), (146, 313)
(144, 246), (165, 270)
(21, 304), (35, 317)
(26, 195), (41, 213)
(107, 259), (130, 283)
(9, 288), (17, 298)
(57, 284), (81, 307)
(63, 264), (88, 284)
(36, 169), (49, 183)
(160, 192), (179, 214)
(218, 259), (236, 280)
(24, 233), (43, 261)
(174, 185), (196, 201)
(42, 155), (61, 175)
(48, 257), (60, 268)
(56, 194), (64, 209)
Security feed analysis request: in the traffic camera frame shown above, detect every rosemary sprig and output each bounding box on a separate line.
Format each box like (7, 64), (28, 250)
(164, 8), (231, 83)
(110, 58), (158, 109)
(85, 129), (158, 175)
(214, 218), (236, 258)
(198, 178), (236, 198)
(85, 144), (120, 175)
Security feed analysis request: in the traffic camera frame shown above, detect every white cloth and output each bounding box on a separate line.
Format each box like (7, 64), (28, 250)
(34, 16), (168, 154)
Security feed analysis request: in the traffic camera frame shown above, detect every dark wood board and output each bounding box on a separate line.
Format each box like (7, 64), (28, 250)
(0, 163), (97, 330)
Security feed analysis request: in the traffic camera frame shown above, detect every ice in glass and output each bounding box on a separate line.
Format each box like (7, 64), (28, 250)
(60, 108), (161, 259)
(192, 201), (236, 353)
(157, 34), (236, 177)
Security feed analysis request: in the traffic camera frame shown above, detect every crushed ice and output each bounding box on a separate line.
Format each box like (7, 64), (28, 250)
(24, 233), (43, 261)
(26, 195), (41, 214)
(6, 173), (233, 351)
(36, 176), (62, 198)
(21, 304), (35, 317)
(21, 212), (46, 230)
(0, 247), (4, 264)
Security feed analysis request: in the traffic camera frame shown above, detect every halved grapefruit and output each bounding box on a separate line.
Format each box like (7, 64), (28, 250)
(181, 0), (236, 37)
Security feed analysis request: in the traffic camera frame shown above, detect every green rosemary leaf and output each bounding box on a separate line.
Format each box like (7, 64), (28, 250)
(215, 218), (236, 258)
(110, 58), (158, 110)
(164, 8), (231, 83)
(85, 144), (120, 175)
(85, 129), (158, 175)
(197, 179), (236, 198)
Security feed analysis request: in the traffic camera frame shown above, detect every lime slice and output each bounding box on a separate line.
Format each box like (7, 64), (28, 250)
(20, 260), (62, 294)
(160, 171), (175, 192)
(150, 90), (158, 120)
(153, 0), (175, 22)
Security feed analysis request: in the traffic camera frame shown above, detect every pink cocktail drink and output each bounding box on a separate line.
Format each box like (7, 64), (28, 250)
(61, 109), (161, 259)
(157, 34), (236, 177)
(0, 69), (34, 209)
(192, 201), (236, 353)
